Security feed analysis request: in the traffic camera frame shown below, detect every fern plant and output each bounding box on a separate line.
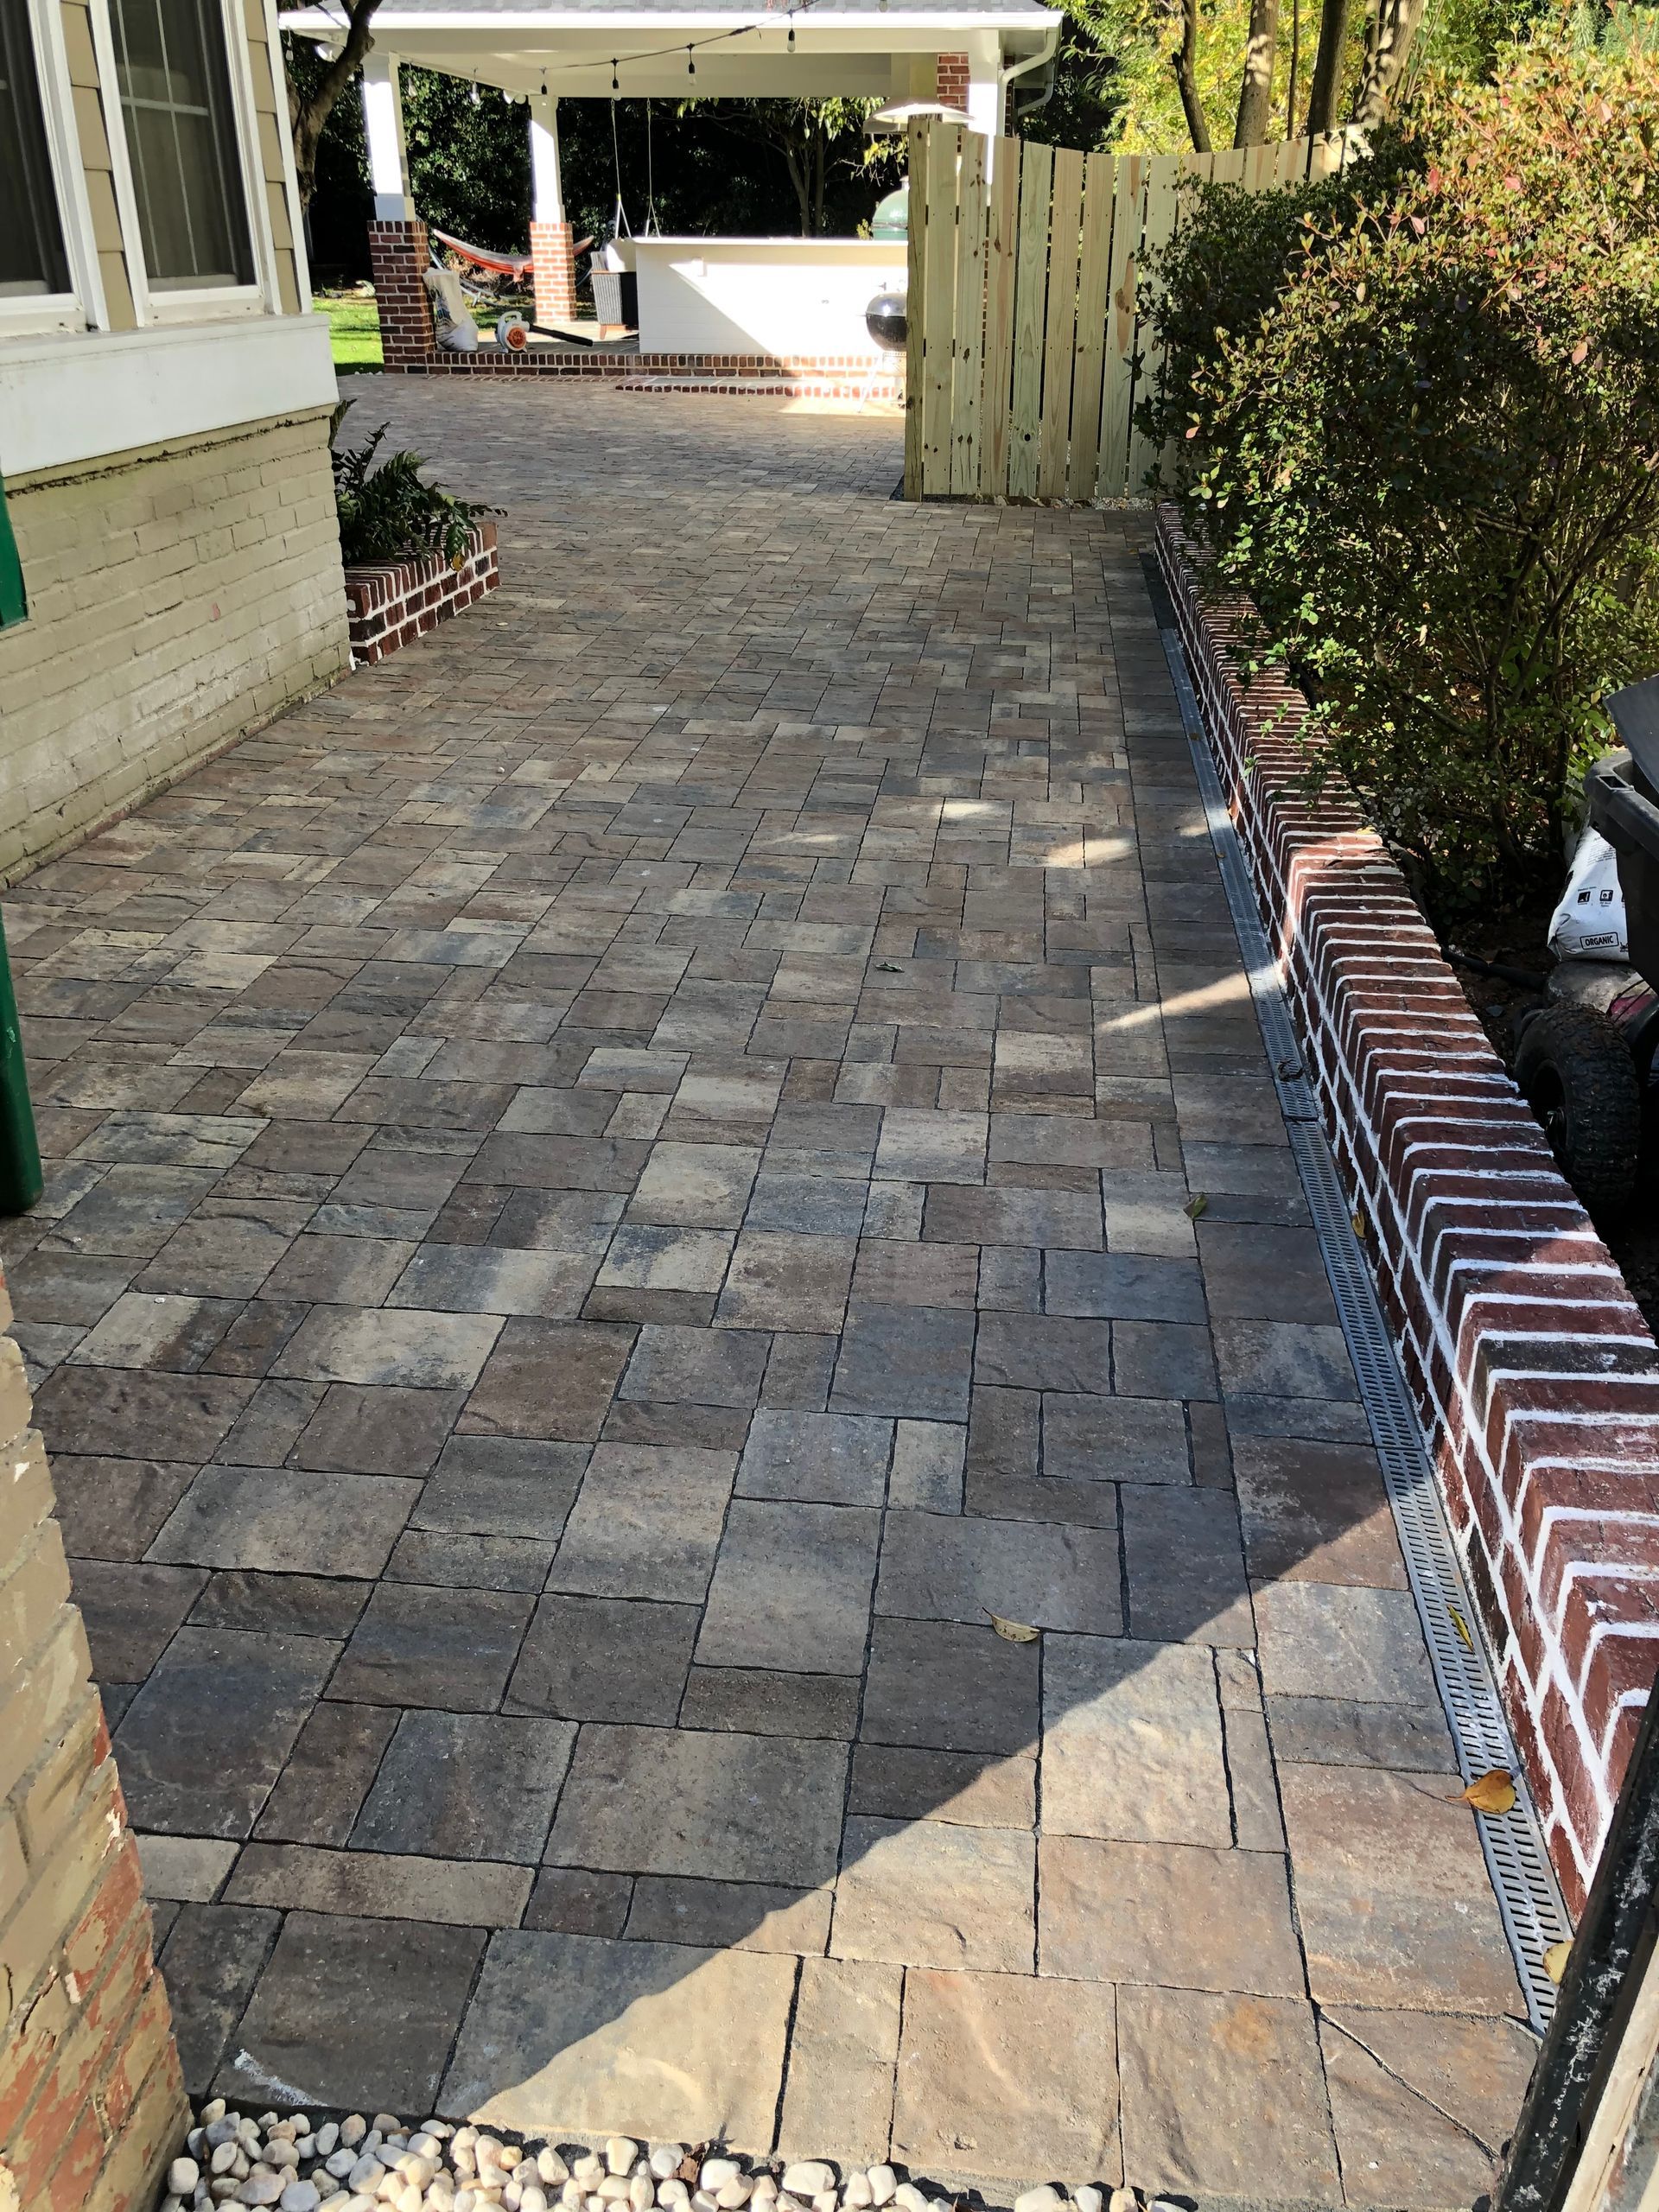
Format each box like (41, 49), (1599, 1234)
(331, 403), (493, 570)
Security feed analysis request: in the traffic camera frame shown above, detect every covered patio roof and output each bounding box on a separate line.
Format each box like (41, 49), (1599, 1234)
(283, 0), (1060, 105)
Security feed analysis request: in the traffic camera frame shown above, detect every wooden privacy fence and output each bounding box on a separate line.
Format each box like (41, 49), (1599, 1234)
(902, 123), (1359, 503)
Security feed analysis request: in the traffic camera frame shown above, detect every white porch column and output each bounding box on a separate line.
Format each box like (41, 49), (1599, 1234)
(529, 93), (576, 324)
(530, 95), (565, 223)
(361, 53), (411, 221)
(966, 29), (1005, 143)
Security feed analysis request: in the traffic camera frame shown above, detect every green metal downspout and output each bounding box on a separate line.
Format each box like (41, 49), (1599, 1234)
(0, 911), (41, 1216)
(0, 467), (25, 629)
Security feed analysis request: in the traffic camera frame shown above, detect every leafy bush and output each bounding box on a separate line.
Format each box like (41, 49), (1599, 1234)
(1139, 35), (1659, 916)
(331, 405), (493, 570)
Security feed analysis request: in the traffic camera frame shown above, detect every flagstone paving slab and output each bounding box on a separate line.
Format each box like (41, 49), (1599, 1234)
(5, 383), (1532, 2205)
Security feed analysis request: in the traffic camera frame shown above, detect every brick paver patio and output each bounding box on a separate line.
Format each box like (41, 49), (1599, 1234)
(3, 381), (1536, 2206)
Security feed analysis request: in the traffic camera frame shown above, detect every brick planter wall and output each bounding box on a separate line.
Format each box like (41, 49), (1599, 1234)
(0, 1265), (188, 2210)
(343, 521), (499, 666)
(1157, 506), (1659, 1916)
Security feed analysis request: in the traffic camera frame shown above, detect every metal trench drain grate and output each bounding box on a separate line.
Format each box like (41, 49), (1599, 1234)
(1147, 584), (1573, 2035)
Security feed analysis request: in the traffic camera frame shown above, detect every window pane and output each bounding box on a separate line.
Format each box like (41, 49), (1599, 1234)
(111, 0), (253, 290)
(0, 0), (72, 298)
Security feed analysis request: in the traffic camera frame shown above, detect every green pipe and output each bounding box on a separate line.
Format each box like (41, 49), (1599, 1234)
(0, 909), (41, 1215)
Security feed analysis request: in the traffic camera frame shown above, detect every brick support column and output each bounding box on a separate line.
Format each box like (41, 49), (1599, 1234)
(368, 218), (435, 370)
(0, 1267), (188, 2212)
(935, 51), (971, 107)
(531, 221), (578, 327)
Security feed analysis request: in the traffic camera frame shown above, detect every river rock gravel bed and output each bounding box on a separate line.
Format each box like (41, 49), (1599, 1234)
(159, 2107), (1167, 2212)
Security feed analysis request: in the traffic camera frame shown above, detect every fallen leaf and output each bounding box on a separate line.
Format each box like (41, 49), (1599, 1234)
(988, 1611), (1040, 1643)
(1184, 1192), (1209, 1219)
(877, 960), (902, 971)
(1544, 1939), (1572, 1985)
(1449, 1603), (1474, 1650)
(1351, 1211), (1367, 1240)
(1457, 1769), (1516, 1815)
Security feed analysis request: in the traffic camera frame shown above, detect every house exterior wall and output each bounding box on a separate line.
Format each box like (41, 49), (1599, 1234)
(0, 408), (348, 888)
(0, 1263), (188, 2212)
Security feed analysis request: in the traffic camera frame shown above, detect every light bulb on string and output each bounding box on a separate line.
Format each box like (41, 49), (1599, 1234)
(470, 72), (480, 104)
(686, 43), (695, 74)
(611, 57), (619, 88)
(787, 15), (796, 50)
(540, 70), (548, 95)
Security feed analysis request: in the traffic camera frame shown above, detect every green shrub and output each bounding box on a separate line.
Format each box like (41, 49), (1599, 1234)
(1139, 36), (1659, 916)
(331, 405), (493, 570)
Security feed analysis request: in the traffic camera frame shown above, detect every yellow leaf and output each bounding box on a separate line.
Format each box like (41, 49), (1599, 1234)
(988, 1611), (1040, 1643)
(1449, 1604), (1474, 1650)
(1184, 1192), (1209, 1219)
(1457, 1769), (1516, 1815)
(1351, 1211), (1367, 1240)
(1544, 1939), (1572, 1985)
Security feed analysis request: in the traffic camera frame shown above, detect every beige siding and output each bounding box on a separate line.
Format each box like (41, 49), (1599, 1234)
(60, 0), (137, 327)
(245, 0), (303, 312)
(0, 410), (348, 885)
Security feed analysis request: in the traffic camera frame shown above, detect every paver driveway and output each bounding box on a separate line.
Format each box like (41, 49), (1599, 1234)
(3, 382), (1536, 2206)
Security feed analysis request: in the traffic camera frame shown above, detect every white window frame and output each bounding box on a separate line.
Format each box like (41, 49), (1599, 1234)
(89, 0), (282, 325)
(0, 0), (109, 338)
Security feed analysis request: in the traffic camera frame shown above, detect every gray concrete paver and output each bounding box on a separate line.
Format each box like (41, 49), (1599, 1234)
(4, 384), (1529, 2205)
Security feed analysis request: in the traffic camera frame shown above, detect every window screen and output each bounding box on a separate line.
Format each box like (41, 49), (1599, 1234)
(0, 0), (72, 299)
(110, 0), (254, 290)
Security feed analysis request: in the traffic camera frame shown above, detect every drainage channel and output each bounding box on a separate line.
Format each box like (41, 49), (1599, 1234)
(1142, 559), (1573, 2035)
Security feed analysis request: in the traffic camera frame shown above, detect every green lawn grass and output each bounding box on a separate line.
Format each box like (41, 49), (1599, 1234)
(317, 295), (384, 371)
(317, 289), (515, 372)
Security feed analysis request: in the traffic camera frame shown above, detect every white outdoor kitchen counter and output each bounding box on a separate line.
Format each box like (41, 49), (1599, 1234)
(624, 237), (907, 360)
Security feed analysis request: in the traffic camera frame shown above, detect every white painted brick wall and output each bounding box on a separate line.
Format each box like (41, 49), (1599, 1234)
(0, 409), (350, 885)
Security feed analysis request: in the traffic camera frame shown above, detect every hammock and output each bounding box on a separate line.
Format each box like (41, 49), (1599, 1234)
(429, 226), (532, 281)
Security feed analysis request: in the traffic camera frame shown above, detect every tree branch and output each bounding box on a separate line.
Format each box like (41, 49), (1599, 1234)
(288, 0), (382, 207)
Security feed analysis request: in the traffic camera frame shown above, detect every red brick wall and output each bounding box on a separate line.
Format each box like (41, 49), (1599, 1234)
(368, 218), (436, 370)
(531, 222), (578, 327)
(0, 1266), (187, 2210)
(1157, 509), (1659, 1916)
(935, 52), (971, 108)
(344, 520), (499, 665)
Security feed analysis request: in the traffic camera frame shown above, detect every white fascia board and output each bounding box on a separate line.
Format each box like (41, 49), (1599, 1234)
(0, 314), (338, 480)
(283, 8), (1057, 28)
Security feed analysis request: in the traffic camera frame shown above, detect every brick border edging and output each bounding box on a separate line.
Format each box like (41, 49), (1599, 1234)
(1156, 504), (1659, 1914)
(343, 520), (499, 666)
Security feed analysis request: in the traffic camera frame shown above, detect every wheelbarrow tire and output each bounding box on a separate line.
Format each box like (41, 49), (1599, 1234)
(1516, 1002), (1643, 1218)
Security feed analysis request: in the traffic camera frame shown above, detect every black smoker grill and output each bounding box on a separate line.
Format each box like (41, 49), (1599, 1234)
(1515, 674), (1659, 1217)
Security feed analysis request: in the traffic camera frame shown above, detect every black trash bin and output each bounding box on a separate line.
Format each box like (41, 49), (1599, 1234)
(1589, 676), (1659, 986)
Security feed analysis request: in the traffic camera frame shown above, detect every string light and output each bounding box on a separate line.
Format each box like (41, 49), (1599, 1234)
(787, 14), (796, 49)
(686, 43), (695, 74)
(540, 69), (548, 94)
(534, 20), (792, 90)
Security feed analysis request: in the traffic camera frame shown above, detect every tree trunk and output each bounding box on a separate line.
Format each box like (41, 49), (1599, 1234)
(1352, 0), (1427, 123)
(285, 1), (382, 207)
(1234, 0), (1282, 145)
(1303, 0), (1349, 137)
(1285, 0), (1301, 137)
(1173, 0), (1212, 153)
(783, 138), (812, 234)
